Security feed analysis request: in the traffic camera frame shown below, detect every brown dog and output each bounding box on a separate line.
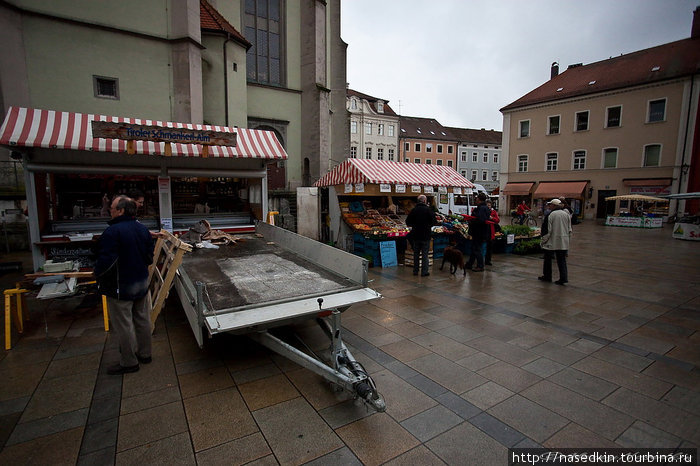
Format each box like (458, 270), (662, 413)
(440, 246), (466, 276)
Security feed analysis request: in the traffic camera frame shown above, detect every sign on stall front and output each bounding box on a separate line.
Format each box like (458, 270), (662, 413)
(379, 241), (398, 267)
(91, 121), (237, 146)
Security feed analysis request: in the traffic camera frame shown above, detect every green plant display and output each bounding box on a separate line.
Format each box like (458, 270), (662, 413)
(500, 224), (533, 237)
(513, 238), (542, 254)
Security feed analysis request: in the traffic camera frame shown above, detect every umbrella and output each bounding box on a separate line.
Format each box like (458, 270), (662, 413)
(605, 194), (669, 202)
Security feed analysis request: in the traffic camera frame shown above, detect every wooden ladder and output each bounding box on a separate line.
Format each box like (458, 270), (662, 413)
(147, 230), (192, 330)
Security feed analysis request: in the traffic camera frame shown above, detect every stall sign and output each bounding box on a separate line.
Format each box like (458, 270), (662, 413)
(606, 216), (642, 227)
(344, 184), (353, 193)
(630, 186), (671, 196)
(160, 217), (173, 233)
(91, 121), (237, 146)
(380, 184), (391, 193)
(47, 243), (97, 268)
(453, 187), (462, 195)
(438, 186), (447, 193)
(395, 184), (406, 193)
(424, 186), (434, 194)
(379, 241), (398, 267)
(642, 217), (663, 228)
(355, 183), (365, 193)
(506, 234), (515, 244)
(411, 185), (421, 193)
(673, 223), (700, 241)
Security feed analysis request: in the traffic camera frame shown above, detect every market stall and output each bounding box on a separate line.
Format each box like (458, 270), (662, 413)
(663, 192), (700, 241)
(604, 194), (669, 228)
(0, 106), (288, 270)
(313, 159), (475, 266)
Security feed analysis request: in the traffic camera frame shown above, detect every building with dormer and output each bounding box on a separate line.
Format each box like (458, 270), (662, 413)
(398, 116), (456, 168)
(347, 89), (399, 163)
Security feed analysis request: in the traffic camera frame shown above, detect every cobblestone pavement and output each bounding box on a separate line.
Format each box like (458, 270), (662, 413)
(0, 220), (698, 465)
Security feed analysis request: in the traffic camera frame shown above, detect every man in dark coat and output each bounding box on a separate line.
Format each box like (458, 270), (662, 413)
(406, 194), (436, 276)
(466, 193), (491, 272)
(95, 195), (154, 375)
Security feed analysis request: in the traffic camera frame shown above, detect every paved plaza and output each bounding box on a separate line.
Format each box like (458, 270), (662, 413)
(0, 220), (699, 465)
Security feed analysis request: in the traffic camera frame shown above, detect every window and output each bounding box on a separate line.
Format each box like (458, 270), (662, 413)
(461, 170), (467, 177)
(388, 149), (394, 161)
(447, 160), (453, 167)
(365, 147), (372, 159)
(437, 144), (443, 153)
(471, 170), (477, 181)
(548, 115), (560, 135)
(491, 171), (498, 181)
(518, 155), (528, 172)
(606, 106), (621, 128)
(365, 123), (372, 135)
(350, 146), (357, 158)
(415, 143), (421, 152)
(426, 143), (433, 153)
(648, 99), (666, 122)
(350, 121), (357, 134)
(378, 124), (384, 136)
(351, 98), (357, 110)
(643, 144), (661, 166)
(388, 125), (394, 137)
(575, 111), (589, 131)
(472, 152), (478, 162)
(519, 120), (530, 138)
(93, 76), (119, 99)
(573, 150), (586, 170)
(436, 159), (443, 165)
(377, 148), (384, 160)
(426, 159), (432, 165)
(546, 153), (558, 171)
(244, 0), (284, 85)
(377, 101), (384, 113)
(414, 158), (420, 164)
(447, 146), (453, 154)
(481, 170), (487, 181)
(461, 152), (467, 162)
(483, 153), (488, 163)
(603, 148), (617, 168)
(493, 153), (499, 164)
(404, 142), (410, 151)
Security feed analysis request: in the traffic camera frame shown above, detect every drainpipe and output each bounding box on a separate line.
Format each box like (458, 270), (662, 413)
(676, 73), (696, 217)
(223, 33), (232, 126)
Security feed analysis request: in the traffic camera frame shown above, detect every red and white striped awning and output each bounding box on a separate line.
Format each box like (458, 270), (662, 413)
(0, 106), (287, 159)
(314, 158), (474, 189)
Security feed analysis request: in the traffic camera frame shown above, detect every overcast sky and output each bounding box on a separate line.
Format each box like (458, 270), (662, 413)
(341, 0), (698, 132)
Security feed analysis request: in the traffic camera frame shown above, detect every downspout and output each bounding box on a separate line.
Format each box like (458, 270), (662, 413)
(223, 33), (232, 126)
(676, 73), (695, 217)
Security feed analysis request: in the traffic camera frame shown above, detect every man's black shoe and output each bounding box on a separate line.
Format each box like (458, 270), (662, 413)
(107, 364), (139, 375)
(555, 280), (568, 285)
(137, 355), (152, 364)
(485, 262), (492, 266)
(538, 276), (552, 282)
(421, 272), (430, 276)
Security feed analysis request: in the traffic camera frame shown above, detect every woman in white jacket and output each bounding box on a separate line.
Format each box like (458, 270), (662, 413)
(538, 199), (572, 285)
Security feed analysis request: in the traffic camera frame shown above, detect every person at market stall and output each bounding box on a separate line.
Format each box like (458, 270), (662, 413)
(516, 200), (530, 225)
(95, 195), (155, 375)
(539, 198), (572, 285)
(484, 200), (500, 266)
(465, 193), (491, 272)
(406, 194), (436, 276)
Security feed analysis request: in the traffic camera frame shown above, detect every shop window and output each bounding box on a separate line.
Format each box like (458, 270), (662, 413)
(648, 99), (666, 123)
(93, 76), (119, 100)
(606, 106), (621, 128)
(518, 154), (528, 172)
(244, 0), (284, 85)
(519, 120), (530, 138)
(548, 115), (560, 135)
(575, 111), (589, 131)
(603, 148), (617, 168)
(573, 150), (586, 170)
(643, 144), (661, 166)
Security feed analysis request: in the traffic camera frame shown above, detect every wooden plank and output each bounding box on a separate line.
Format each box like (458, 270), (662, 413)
(91, 121), (237, 147)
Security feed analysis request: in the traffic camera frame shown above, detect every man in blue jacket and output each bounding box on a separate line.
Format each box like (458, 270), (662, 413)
(95, 195), (154, 375)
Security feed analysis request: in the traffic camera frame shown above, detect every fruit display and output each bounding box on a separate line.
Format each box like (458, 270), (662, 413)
(341, 204), (410, 237)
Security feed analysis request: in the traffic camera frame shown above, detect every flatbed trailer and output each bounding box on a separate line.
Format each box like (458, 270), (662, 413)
(174, 221), (385, 411)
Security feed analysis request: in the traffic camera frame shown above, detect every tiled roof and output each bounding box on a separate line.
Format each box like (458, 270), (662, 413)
(347, 89), (398, 116)
(398, 116), (454, 141)
(200, 0), (251, 49)
(501, 36), (700, 112)
(445, 127), (502, 145)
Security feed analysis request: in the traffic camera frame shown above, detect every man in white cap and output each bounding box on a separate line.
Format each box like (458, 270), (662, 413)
(539, 198), (572, 285)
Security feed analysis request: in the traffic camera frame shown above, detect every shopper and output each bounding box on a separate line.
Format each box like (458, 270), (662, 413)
(466, 193), (491, 272)
(406, 194), (436, 276)
(539, 198), (572, 285)
(95, 195), (155, 374)
(485, 200), (500, 266)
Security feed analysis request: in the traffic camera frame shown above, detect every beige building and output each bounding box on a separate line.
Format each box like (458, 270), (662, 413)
(347, 89), (399, 163)
(500, 9), (700, 220)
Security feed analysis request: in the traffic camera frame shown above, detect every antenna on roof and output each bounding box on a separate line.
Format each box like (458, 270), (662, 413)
(398, 100), (402, 115)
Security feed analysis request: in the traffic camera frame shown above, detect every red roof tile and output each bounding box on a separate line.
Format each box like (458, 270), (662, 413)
(445, 127), (502, 145)
(399, 116), (454, 141)
(501, 37), (700, 112)
(200, 0), (250, 49)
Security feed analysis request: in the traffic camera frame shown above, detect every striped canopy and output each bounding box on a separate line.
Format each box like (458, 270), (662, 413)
(0, 106), (287, 159)
(314, 158), (475, 189)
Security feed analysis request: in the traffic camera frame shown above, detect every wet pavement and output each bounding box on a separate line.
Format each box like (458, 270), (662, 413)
(0, 220), (698, 465)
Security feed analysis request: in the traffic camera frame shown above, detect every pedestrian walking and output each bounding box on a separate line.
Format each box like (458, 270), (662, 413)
(95, 195), (155, 374)
(539, 198), (572, 285)
(406, 194), (436, 276)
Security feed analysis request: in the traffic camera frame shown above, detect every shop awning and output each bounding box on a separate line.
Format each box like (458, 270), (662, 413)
(0, 106), (287, 159)
(502, 182), (534, 195)
(623, 178), (672, 187)
(313, 159), (475, 189)
(533, 181), (587, 198)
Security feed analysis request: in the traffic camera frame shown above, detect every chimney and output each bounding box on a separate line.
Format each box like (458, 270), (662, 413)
(551, 62), (559, 79)
(693, 6), (700, 38)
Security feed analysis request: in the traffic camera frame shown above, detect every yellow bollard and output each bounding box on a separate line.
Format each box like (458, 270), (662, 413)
(4, 285), (29, 350)
(102, 295), (109, 331)
(267, 211), (279, 226)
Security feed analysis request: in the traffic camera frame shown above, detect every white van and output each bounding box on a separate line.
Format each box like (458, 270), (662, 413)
(437, 184), (489, 216)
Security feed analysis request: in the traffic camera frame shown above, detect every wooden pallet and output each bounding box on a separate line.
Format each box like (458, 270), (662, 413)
(147, 230), (192, 330)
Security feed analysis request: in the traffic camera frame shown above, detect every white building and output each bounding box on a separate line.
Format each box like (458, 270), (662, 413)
(347, 89), (399, 162)
(447, 127), (503, 193)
